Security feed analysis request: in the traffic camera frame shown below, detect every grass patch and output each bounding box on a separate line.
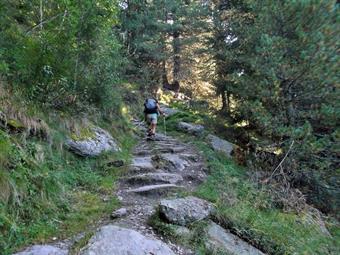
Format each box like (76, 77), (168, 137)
(0, 115), (135, 255)
(158, 107), (339, 254)
(193, 140), (339, 255)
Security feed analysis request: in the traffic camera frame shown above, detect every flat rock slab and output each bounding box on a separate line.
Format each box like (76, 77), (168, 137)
(125, 173), (184, 185)
(66, 127), (120, 157)
(206, 134), (235, 158)
(177, 122), (204, 136)
(127, 184), (182, 196)
(13, 245), (67, 255)
(130, 156), (154, 170)
(159, 196), (214, 226)
(206, 222), (265, 255)
(81, 225), (175, 255)
(160, 153), (190, 172)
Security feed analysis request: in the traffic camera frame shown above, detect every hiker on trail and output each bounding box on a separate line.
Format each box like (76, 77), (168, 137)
(144, 98), (165, 137)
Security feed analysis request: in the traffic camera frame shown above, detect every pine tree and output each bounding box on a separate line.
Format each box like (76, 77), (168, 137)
(212, 0), (339, 213)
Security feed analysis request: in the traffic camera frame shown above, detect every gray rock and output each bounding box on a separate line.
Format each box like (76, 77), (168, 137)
(80, 225), (175, 255)
(159, 153), (190, 172)
(130, 156), (154, 171)
(207, 134), (235, 158)
(66, 127), (120, 157)
(127, 184), (182, 196)
(125, 173), (184, 185)
(13, 245), (67, 255)
(111, 208), (128, 219)
(206, 222), (265, 255)
(160, 104), (180, 116)
(159, 196), (214, 226)
(177, 122), (204, 136)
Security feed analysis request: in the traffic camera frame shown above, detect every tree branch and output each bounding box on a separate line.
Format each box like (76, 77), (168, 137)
(26, 12), (65, 35)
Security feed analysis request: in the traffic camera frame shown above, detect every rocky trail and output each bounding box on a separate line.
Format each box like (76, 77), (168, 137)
(14, 120), (264, 255)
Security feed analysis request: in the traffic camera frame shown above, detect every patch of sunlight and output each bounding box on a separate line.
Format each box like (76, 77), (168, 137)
(121, 106), (128, 115)
(235, 120), (249, 127)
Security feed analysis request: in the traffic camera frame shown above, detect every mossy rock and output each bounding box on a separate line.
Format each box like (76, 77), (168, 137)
(70, 127), (96, 141)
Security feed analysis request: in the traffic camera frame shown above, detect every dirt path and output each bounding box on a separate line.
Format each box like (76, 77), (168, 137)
(113, 122), (207, 254)
(14, 120), (265, 255)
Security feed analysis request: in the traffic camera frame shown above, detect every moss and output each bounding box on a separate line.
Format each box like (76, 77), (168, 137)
(0, 130), (12, 167)
(7, 119), (25, 129)
(70, 127), (96, 141)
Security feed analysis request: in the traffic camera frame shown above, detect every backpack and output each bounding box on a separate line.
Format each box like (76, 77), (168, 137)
(144, 98), (157, 113)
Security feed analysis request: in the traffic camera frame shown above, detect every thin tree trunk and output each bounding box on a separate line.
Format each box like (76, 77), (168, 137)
(173, 30), (180, 83)
(40, 0), (43, 30)
(162, 60), (170, 87)
(172, 13), (180, 89)
(221, 90), (227, 110)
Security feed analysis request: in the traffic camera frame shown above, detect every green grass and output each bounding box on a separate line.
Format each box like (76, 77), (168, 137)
(161, 110), (339, 255)
(0, 114), (135, 255)
(193, 140), (339, 255)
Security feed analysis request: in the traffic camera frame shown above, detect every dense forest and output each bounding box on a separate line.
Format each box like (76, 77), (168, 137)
(0, 1), (339, 254)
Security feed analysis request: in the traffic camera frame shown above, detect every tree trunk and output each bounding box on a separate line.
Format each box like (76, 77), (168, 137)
(221, 90), (227, 110)
(162, 60), (170, 87)
(172, 13), (180, 90)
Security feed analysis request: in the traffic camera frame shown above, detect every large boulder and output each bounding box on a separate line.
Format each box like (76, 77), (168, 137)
(206, 222), (265, 255)
(159, 196), (214, 226)
(206, 134), (235, 158)
(80, 225), (175, 255)
(13, 245), (67, 255)
(66, 127), (120, 157)
(177, 122), (204, 136)
(159, 104), (180, 117)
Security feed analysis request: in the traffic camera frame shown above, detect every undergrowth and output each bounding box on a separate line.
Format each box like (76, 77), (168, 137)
(161, 107), (340, 255)
(0, 107), (135, 254)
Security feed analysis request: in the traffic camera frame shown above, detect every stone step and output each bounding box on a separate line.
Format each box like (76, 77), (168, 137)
(124, 173), (184, 186)
(133, 145), (186, 156)
(130, 156), (154, 171)
(80, 225), (175, 255)
(158, 153), (190, 172)
(126, 184), (183, 196)
(13, 245), (67, 255)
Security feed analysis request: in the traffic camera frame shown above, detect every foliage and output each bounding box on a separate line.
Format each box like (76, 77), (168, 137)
(118, 0), (209, 92)
(208, 0), (339, 214)
(0, 0), (126, 111)
(193, 140), (339, 255)
(0, 118), (134, 254)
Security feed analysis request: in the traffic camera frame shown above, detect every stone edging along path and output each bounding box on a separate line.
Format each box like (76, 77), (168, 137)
(14, 120), (264, 255)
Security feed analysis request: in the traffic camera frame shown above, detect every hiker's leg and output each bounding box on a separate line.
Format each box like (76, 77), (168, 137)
(150, 114), (158, 135)
(150, 123), (156, 135)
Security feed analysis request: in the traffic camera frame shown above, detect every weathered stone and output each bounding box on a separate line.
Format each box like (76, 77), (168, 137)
(13, 245), (67, 255)
(159, 104), (180, 117)
(66, 127), (120, 157)
(159, 196), (214, 226)
(80, 225), (175, 255)
(177, 122), (204, 136)
(130, 156), (154, 171)
(127, 184), (182, 196)
(111, 208), (128, 219)
(125, 173), (183, 185)
(206, 222), (265, 255)
(207, 134), (235, 158)
(159, 153), (190, 172)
